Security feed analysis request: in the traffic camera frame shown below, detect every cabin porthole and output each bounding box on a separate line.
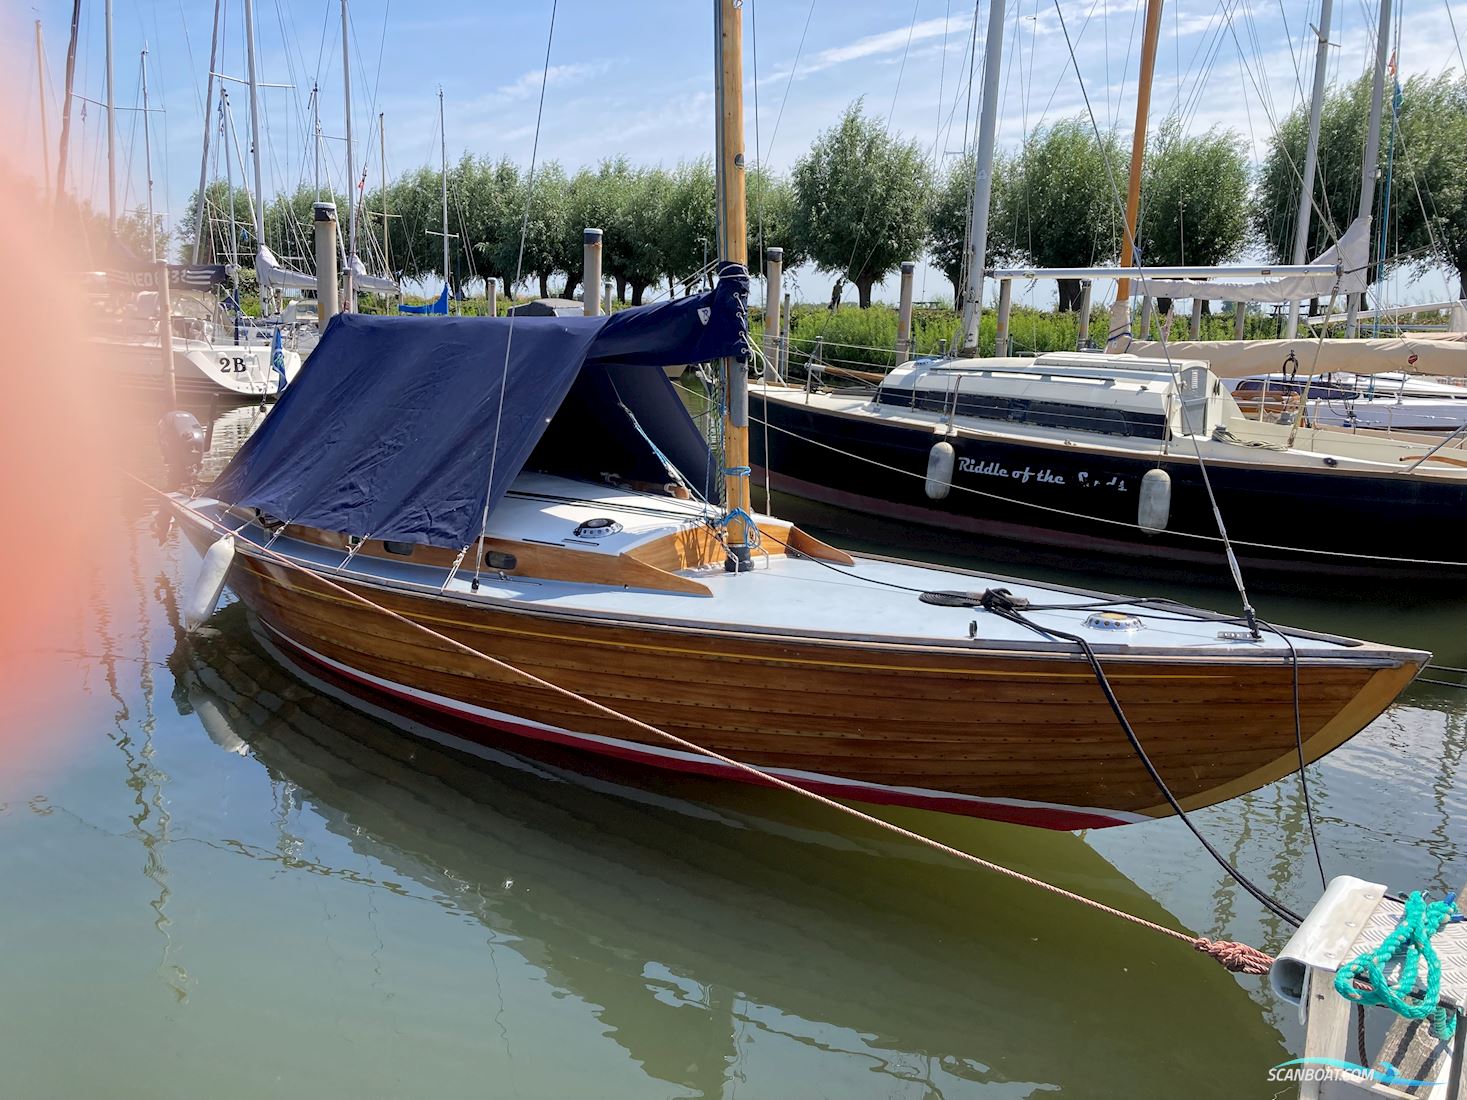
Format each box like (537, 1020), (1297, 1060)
(484, 551), (518, 571)
(382, 540), (415, 557)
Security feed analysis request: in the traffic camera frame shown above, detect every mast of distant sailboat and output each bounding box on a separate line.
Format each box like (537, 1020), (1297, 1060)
(1346, 0), (1393, 336)
(1105, 0), (1164, 349)
(956, 0), (1008, 356)
(190, 0), (223, 264)
(440, 87), (451, 313)
(341, 0), (356, 312)
(1284, 0), (1335, 338)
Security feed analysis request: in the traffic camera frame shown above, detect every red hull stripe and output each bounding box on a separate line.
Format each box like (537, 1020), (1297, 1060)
(262, 621), (1141, 832)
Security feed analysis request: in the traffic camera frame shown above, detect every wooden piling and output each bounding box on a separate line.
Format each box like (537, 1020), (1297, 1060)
(157, 262), (177, 407)
(896, 260), (915, 361)
(583, 228), (603, 317)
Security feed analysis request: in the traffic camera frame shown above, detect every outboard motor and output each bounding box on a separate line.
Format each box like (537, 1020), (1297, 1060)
(158, 410), (207, 489)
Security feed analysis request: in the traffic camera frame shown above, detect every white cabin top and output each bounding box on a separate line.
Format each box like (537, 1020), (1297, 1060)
(875, 352), (1234, 441)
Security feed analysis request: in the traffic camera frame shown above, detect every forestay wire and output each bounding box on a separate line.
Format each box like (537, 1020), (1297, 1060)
(468, 0), (560, 593)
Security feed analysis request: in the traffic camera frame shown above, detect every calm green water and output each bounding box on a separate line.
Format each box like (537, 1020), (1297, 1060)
(3, 402), (1466, 1098)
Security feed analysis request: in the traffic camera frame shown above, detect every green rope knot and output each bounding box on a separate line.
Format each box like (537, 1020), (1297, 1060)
(1334, 891), (1460, 1042)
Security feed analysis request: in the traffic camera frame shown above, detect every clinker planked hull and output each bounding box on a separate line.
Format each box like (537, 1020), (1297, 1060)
(222, 546), (1416, 831)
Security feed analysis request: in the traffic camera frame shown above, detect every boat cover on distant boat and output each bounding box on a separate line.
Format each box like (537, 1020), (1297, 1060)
(398, 285), (450, 314)
(1128, 216), (1369, 303)
(349, 253), (400, 295)
(256, 244), (318, 292)
(209, 266), (748, 547)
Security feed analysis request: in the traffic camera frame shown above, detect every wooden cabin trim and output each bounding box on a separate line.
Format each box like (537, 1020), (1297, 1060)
(232, 514), (713, 597)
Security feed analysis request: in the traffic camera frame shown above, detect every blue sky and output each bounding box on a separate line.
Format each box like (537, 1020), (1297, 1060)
(6, 0), (1465, 305)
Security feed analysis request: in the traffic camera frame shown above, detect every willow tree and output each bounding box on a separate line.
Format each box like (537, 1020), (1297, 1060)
(926, 151), (1024, 308)
(991, 118), (1125, 310)
(791, 101), (929, 307)
(1254, 72), (1467, 294)
(1138, 120), (1250, 269)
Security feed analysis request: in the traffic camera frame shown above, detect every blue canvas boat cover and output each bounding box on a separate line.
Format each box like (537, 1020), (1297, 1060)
(209, 266), (748, 548)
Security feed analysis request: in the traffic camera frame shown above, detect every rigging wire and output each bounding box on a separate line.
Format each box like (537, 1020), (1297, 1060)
(471, 0), (559, 592)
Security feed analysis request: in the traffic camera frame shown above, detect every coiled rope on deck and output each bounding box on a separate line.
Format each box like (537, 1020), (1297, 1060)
(141, 475), (1276, 975)
(1335, 891), (1461, 1040)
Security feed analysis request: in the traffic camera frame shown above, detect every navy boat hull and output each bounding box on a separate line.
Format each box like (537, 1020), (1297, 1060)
(751, 392), (1467, 580)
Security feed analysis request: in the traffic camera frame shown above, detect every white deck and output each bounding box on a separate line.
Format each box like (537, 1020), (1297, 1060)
(194, 474), (1410, 662)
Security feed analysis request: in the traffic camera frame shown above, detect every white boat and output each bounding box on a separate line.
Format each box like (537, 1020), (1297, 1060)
(1229, 370), (1467, 432)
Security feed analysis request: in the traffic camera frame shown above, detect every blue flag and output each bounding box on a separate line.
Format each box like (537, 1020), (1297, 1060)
(271, 328), (288, 392)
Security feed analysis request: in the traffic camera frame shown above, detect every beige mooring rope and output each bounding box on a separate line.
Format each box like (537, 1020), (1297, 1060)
(141, 475), (1277, 976)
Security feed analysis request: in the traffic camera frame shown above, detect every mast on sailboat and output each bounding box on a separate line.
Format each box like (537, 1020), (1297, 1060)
(105, 0), (117, 232)
(956, 0), (1008, 356)
(35, 21), (51, 206)
(311, 83), (322, 199)
(55, 0), (80, 208)
(1284, 0), (1335, 339)
(141, 46), (157, 262)
(223, 89), (240, 274)
(440, 87), (450, 313)
(1106, 0), (1164, 349)
(380, 111), (392, 289)
(243, 0), (268, 314)
(1346, 0), (1393, 336)
(341, 0), (356, 312)
(714, 0), (752, 566)
(190, 0), (223, 264)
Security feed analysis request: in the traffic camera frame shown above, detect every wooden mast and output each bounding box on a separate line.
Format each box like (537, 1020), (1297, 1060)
(714, 0), (751, 569)
(1109, 0), (1163, 346)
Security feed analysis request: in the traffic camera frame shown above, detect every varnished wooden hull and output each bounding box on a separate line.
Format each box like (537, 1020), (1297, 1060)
(216, 545), (1420, 831)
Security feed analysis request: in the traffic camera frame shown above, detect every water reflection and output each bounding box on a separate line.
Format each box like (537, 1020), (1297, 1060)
(170, 602), (1286, 1097)
(15, 396), (1465, 1096)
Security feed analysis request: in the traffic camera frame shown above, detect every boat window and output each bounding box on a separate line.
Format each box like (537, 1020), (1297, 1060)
(484, 550), (518, 571)
(876, 387), (1167, 440)
(382, 540), (415, 557)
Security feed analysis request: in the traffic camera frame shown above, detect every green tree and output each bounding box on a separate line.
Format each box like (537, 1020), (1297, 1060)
(659, 158), (716, 294)
(175, 179), (258, 265)
(747, 165), (803, 271)
(1139, 120), (1250, 268)
(1254, 72), (1467, 295)
(992, 118), (1125, 310)
(925, 152), (1023, 308)
(790, 100), (930, 307)
(616, 167), (671, 304)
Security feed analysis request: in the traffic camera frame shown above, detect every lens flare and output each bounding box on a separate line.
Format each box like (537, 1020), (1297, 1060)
(0, 103), (134, 776)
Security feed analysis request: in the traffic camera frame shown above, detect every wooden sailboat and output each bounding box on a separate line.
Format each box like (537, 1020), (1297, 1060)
(168, 0), (1426, 831)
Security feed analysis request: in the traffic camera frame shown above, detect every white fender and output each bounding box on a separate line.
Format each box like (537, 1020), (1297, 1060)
(925, 441), (956, 500)
(188, 688), (249, 755)
(184, 535), (235, 630)
(1138, 468), (1172, 532)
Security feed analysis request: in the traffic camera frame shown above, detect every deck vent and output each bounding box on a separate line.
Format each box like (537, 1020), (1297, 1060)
(573, 518), (623, 539)
(1083, 611), (1144, 632)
